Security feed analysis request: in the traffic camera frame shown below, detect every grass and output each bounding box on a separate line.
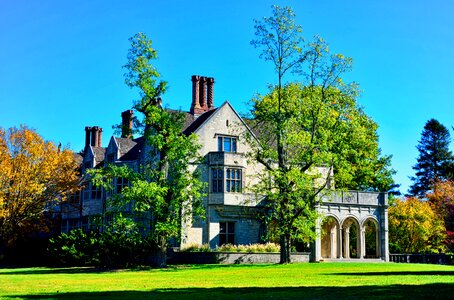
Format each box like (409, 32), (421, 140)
(0, 262), (453, 299)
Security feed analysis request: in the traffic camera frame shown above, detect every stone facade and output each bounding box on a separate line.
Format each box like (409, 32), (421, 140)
(59, 75), (389, 262)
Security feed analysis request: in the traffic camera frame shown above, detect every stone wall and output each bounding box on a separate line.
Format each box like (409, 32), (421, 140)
(170, 252), (310, 264)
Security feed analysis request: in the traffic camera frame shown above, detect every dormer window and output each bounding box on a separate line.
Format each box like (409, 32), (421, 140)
(217, 136), (237, 152)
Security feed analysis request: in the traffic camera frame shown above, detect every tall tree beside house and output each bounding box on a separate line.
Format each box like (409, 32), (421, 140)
(249, 6), (394, 263)
(409, 118), (454, 197)
(90, 33), (205, 267)
(0, 126), (79, 253)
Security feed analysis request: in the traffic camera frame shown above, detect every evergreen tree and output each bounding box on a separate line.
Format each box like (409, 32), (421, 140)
(409, 118), (454, 197)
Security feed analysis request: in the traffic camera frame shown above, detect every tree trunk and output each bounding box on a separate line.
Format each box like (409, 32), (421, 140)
(149, 237), (167, 267)
(279, 233), (291, 264)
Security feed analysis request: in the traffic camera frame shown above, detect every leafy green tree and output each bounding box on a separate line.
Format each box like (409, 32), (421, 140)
(249, 6), (394, 263)
(389, 197), (446, 253)
(409, 118), (454, 197)
(90, 33), (204, 267)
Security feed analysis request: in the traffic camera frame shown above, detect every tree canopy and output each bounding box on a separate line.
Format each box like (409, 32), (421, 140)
(409, 118), (454, 197)
(0, 126), (79, 250)
(90, 33), (205, 267)
(249, 5), (394, 263)
(389, 197), (446, 253)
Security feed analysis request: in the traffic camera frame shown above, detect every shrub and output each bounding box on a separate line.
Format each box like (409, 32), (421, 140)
(180, 243), (280, 253)
(180, 243), (212, 252)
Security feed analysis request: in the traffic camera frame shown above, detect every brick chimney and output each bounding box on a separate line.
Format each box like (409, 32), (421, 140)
(207, 77), (215, 110)
(85, 126), (92, 148)
(190, 75), (215, 115)
(121, 110), (134, 138)
(85, 126), (102, 148)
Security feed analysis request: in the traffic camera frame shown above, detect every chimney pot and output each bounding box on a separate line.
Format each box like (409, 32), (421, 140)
(85, 126), (92, 148)
(199, 76), (208, 110)
(191, 75), (201, 114)
(121, 110), (134, 138)
(91, 127), (99, 147)
(207, 77), (215, 110)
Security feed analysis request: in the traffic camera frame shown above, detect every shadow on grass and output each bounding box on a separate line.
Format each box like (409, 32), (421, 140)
(0, 263), (277, 275)
(0, 267), (119, 275)
(6, 284), (454, 299)
(335, 271), (454, 276)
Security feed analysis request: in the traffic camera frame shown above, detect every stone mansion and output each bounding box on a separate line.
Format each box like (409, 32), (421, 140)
(59, 75), (389, 262)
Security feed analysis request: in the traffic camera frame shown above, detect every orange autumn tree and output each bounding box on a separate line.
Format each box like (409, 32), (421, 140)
(0, 126), (79, 250)
(427, 180), (454, 251)
(389, 197), (446, 253)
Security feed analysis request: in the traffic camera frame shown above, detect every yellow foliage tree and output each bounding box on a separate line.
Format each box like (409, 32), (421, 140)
(389, 197), (446, 253)
(0, 126), (80, 249)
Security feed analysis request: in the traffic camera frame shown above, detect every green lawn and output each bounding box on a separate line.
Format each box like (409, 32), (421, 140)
(0, 263), (453, 299)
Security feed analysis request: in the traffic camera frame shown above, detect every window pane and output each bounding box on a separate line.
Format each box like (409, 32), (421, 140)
(220, 222), (226, 233)
(224, 137), (231, 152)
(220, 234), (226, 245)
(227, 235), (235, 244)
(218, 137), (223, 151)
(226, 181), (231, 192)
(213, 169), (217, 179)
(218, 169), (223, 178)
(232, 138), (237, 152)
(228, 222), (235, 233)
(212, 180), (218, 193)
(226, 169), (230, 179)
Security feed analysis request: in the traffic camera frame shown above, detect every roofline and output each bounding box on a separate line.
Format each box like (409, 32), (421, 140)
(194, 101), (259, 143)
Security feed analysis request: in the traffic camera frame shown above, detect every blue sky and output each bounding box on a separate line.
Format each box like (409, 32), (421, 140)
(1, 0), (453, 195)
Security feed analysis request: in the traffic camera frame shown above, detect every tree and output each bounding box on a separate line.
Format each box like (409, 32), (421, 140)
(409, 118), (454, 197)
(427, 179), (454, 251)
(389, 197), (446, 253)
(0, 126), (79, 251)
(249, 5), (394, 263)
(90, 33), (204, 267)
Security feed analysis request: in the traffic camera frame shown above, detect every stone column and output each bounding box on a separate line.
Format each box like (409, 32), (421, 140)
(338, 226), (343, 259)
(344, 227), (350, 259)
(314, 221), (322, 262)
(360, 227), (366, 259)
(330, 227), (336, 259)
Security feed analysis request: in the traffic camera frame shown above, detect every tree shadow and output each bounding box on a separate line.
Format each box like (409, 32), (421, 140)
(0, 263), (275, 275)
(0, 267), (115, 275)
(335, 271), (454, 276)
(5, 284), (454, 300)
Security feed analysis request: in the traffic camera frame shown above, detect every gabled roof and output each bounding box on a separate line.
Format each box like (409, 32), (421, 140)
(117, 136), (144, 161)
(182, 109), (218, 135)
(92, 146), (106, 167)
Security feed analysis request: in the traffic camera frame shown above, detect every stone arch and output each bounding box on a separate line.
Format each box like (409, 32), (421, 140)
(320, 215), (341, 259)
(341, 216), (361, 259)
(361, 216), (380, 259)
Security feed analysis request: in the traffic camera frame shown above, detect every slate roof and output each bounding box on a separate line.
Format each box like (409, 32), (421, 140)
(182, 109), (217, 135)
(117, 136), (144, 161)
(92, 146), (106, 167)
(80, 108), (218, 167)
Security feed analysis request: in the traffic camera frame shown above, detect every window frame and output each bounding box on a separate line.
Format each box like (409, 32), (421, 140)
(217, 135), (238, 153)
(226, 168), (242, 193)
(211, 168), (224, 193)
(219, 221), (235, 245)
